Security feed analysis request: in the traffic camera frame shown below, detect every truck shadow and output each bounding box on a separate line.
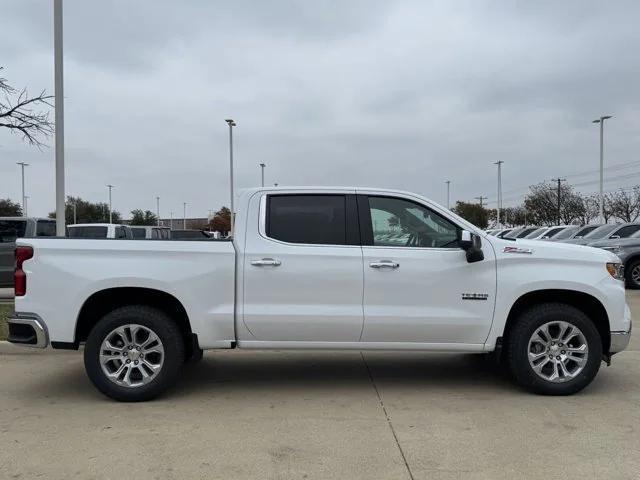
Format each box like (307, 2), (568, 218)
(172, 351), (515, 398)
(19, 350), (621, 401)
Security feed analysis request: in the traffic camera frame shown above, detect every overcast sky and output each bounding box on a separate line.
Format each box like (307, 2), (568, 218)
(1, 0), (640, 218)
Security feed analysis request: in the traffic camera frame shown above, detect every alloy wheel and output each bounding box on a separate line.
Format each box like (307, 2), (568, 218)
(527, 321), (588, 383)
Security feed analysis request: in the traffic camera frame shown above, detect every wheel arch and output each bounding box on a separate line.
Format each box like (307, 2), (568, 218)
(74, 287), (193, 346)
(502, 289), (611, 353)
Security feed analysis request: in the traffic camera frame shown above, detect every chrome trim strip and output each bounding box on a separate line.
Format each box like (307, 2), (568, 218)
(7, 313), (48, 348)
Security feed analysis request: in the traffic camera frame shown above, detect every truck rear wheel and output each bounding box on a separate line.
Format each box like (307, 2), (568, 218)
(84, 305), (184, 402)
(506, 303), (602, 395)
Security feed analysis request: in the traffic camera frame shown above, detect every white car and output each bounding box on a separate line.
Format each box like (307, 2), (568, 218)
(8, 187), (631, 401)
(67, 223), (133, 239)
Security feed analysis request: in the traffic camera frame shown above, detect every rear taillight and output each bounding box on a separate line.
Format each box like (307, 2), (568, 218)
(15, 246), (34, 297)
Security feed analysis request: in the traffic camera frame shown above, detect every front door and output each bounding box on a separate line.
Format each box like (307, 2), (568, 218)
(358, 194), (496, 345)
(242, 192), (364, 342)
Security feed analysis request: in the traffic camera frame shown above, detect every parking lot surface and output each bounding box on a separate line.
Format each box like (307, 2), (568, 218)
(1, 294), (638, 480)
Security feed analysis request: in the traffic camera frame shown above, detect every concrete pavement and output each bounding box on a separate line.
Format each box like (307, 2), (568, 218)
(0, 293), (638, 480)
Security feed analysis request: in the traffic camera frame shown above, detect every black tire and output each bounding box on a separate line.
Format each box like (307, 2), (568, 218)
(624, 259), (640, 289)
(84, 305), (184, 402)
(506, 303), (602, 395)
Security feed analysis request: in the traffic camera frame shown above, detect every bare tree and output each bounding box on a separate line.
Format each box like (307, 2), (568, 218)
(0, 67), (53, 147)
(608, 187), (640, 222)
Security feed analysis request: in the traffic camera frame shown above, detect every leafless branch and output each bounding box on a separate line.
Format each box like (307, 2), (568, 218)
(0, 67), (54, 148)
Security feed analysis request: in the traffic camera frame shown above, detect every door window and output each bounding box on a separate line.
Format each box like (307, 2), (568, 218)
(613, 225), (640, 238)
(266, 195), (347, 245)
(366, 196), (459, 248)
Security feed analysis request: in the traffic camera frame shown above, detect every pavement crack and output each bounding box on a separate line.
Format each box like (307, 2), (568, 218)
(361, 352), (415, 480)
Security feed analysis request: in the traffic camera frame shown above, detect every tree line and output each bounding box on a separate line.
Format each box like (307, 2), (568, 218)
(453, 183), (640, 229)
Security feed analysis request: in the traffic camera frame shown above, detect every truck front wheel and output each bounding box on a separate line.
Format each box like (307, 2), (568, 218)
(84, 305), (185, 402)
(506, 303), (602, 395)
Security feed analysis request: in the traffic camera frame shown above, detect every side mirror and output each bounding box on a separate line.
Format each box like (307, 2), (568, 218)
(610, 235), (621, 239)
(459, 230), (484, 263)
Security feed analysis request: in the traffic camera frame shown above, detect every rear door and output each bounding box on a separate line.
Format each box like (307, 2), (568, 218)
(241, 192), (364, 342)
(358, 193), (496, 345)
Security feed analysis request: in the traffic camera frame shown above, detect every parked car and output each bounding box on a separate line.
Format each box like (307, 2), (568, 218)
(549, 224), (602, 242)
(67, 223), (133, 239)
(0, 217), (56, 287)
(169, 229), (211, 240)
(8, 187), (630, 401)
(130, 226), (171, 240)
(563, 223), (640, 246)
(588, 231), (640, 288)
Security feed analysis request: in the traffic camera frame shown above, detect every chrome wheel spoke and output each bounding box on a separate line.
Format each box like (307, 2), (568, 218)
(99, 324), (164, 388)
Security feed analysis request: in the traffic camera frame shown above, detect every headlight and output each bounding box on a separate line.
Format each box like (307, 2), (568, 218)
(606, 262), (624, 281)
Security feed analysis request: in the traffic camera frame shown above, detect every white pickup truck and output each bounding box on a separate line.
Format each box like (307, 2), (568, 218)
(8, 187), (631, 401)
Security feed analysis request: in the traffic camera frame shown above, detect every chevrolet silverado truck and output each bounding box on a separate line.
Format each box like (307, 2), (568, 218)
(8, 187), (632, 401)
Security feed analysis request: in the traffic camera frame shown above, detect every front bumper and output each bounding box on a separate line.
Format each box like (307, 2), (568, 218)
(610, 323), (632, 353)
(7, 312), (48, 348)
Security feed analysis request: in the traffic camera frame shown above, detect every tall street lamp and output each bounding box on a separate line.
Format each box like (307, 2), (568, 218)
(16, 162), (28, 215)
(494, 161), (504, 227)
(24, 196), (29, 217)
(107, 184), (114, 223)
(445, 180), (451, 209)
(183, 202), (187, 229)
(54, 0), (66, 236)
(225, 119), (236, 235)
(260, 163), (266, 187)
(593, 115), (613, 223)
(156, 196), (160, 226)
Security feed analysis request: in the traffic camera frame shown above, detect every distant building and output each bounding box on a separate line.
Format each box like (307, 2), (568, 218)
(158, 217), (209, 230)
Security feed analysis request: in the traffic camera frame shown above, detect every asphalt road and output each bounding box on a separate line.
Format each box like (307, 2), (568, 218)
(1, 294), (638, 480)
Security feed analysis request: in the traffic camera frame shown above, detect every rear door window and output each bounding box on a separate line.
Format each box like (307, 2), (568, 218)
(266, 195), (349, 245)
(68, 226), (108, 238)
(131, 227), (146, 239)
(36, 221), (56, 237)
(0, 220), (26, 242)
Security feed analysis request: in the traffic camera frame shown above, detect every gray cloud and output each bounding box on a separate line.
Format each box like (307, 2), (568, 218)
(1, 0), (639, 219)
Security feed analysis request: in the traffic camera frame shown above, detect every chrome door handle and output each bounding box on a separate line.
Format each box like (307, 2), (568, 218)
(251, 258), (282, 267)
(369, 261), (400, 269)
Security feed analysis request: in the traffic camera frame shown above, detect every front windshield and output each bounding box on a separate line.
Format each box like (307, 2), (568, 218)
(573, 225), (599, 238)
(552, 225), (580, 240)
(524, 227), (547, 239)
(584, 224), (618, 239)
(516, 227), (539, 238)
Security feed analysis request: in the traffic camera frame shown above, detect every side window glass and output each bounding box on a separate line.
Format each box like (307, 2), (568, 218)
(615, 225), (640, 237)
(368, 196), (459, 248)
(115, 226), (127, 239)
(267, 195), (347, 245)
(36, 222), (56, 237)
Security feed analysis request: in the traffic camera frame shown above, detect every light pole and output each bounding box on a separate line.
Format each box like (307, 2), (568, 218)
(72, 201), (77, 224)
(170, 212), (173, 230)
(260, 163), (266, 187)
(225, 119), (236, 235)
(156, 196), (160, 226)
(445, 180), (451, 209)
(183, 202), (187, 229)
(494, 161), (504, 227)
(54, 0), (65, 236)
(24, 196), (29, 217)
(16, 162), (28, 215)
(593, 115), (612, 223)
(107, 184), (114, 223)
